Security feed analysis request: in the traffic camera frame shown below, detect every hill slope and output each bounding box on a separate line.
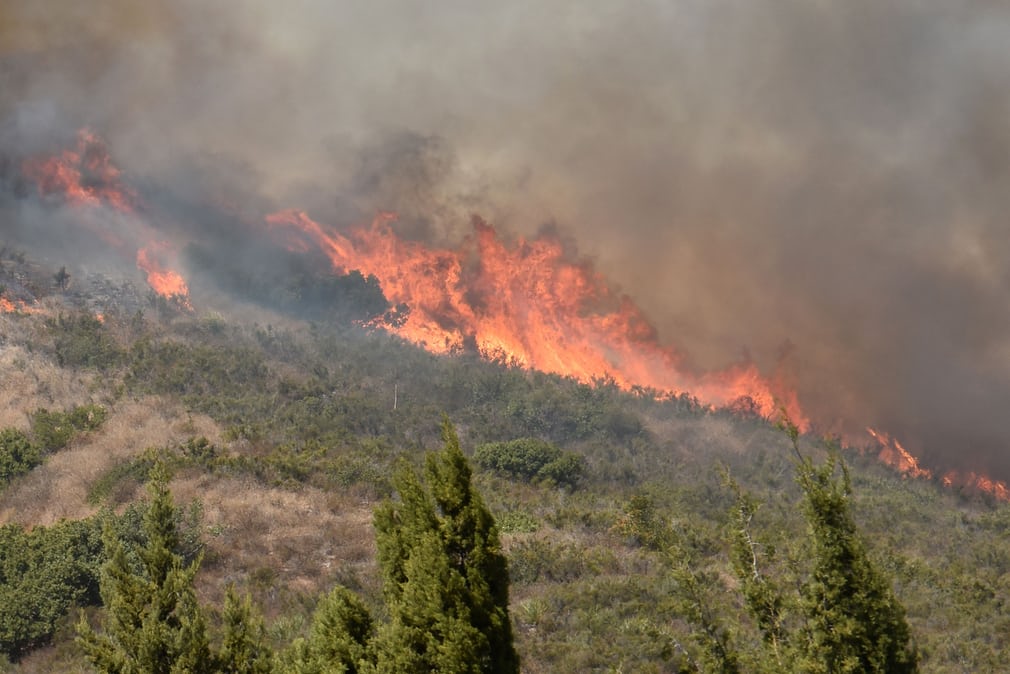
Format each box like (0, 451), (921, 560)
(0, 253), (1008, 672)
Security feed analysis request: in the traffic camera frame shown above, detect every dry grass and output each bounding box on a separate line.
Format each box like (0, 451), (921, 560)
(0, 341), (98, 431)
(0, 397), (221, 527)
(169, 474), (379, 609)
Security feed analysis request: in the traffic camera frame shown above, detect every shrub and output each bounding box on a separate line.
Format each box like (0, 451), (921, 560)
(30, 404), (107, 453)
(47, 313), (124, 369)
(0, 429), (41, 487)
(474, 438), (585, 489)
(0, 518), (105, 660)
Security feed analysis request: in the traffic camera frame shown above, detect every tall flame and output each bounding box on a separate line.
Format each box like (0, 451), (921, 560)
(21, 129), (191, 306)
(266, 209), (808, 426)
(16, 132), (1010, 501)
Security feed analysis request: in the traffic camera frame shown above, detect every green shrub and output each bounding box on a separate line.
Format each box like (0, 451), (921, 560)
(30, 404), (107, 453)
(0, 518), (105, 661)
(47, 313), (124, 369)
(496, 510), (541, 534)
(474, 438), (585, 489)
(0, 429), (41, 488)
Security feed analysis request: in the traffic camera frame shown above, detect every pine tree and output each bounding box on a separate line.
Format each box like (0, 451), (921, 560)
(794, 452), (917, 673)
(77, 464), (212, 674)
(370, 418), (519, 673)
(287, 585), (373, 674)
(217, 585), (273, 674)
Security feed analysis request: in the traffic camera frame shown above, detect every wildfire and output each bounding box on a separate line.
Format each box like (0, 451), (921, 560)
(867, 427), (1009, 501)
(266, 209), (808, 426)
(137, 245), (191, 308)
(0, 296), (40, 315)
(866, 428), (932, 479)
(22, 129), (136, 213)
(21, 129), (192, 306)
(15, 131), (1010, 503)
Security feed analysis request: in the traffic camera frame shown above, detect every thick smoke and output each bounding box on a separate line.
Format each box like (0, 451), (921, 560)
(4, 1), (1010, 477)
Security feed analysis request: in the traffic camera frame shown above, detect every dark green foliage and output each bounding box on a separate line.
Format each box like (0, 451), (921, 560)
(47, 312), (124, 368)
(0, 428), (41, 487)
(77, 465), (213, 673)
(792, 453), (917, 673)
(217, 585), (273, 674)
(127, 339), (269, 397)
(87, 451), (161, 505)
(30, 404), (107, 453)
(0, 518), (105, 660)
(473, 438), (585, 489)
(371, 419), (519, 673)
(1, 287), (996, 671)
(632, 422), (919, 673)
(287, 586), (374, 674)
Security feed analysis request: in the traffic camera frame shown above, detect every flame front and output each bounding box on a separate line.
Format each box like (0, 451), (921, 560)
(0, 295), (40, 315)
(22, 129), (191, 305)
(867, 427), (1009, 501)
(267, 209), (808, 425)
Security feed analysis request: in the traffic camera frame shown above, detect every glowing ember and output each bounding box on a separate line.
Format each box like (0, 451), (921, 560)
(266, 209), (808, 426)
(0, 296), (40, 314)
(137, 245), (191, 307)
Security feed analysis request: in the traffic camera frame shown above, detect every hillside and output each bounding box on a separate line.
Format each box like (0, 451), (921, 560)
(0, 250), (1008, 672)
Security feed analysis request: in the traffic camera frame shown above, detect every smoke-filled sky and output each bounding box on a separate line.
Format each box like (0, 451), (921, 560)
(4, 1), (1010, 478)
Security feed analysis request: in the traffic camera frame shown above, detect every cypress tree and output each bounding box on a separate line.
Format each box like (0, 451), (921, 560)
(217, 585), (273, 674)
(288, 585), (374, 674)
(794, 452), (917, 673)
(371, 418), (519, 673)
(77, 464), (212, 674)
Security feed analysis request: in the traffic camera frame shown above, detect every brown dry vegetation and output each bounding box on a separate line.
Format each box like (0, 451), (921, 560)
(0, 341), (96, 432)
(169, 474), (379, 611)
(0, 397), (220, 526)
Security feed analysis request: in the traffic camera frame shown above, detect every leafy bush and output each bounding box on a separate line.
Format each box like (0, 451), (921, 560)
(474, 438), (585, 489)
(0, 429), (41, 488)
(0, 518), (105, 660)
(47, 313), (124, 369)
(30, 404), (107, 453)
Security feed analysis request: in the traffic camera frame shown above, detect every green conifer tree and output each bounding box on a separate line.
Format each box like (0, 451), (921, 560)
(370, 418), (519, 674)
(287, 585), (373, 674)
(77, 464), (212, 674)
(793, 452), (917, 673)
(217, 585), (273, 674)
(762, 419), (919, 674)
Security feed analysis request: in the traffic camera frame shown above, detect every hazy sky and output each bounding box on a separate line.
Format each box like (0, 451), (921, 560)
(4, 1), (1010, 478)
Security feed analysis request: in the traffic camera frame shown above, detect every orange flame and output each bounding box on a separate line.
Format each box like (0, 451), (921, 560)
(22, 129), (192, 306)
(865, 428), (932, 480)
(867, 428), (1009, 501)
(137, 245), (191, 308)
(22, 129), (136, 214)
(266, 209), (808, 426)
(0, 296), (40, 315)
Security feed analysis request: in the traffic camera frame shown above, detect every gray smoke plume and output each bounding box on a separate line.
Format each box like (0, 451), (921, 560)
(3, 1), (1010, 478)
